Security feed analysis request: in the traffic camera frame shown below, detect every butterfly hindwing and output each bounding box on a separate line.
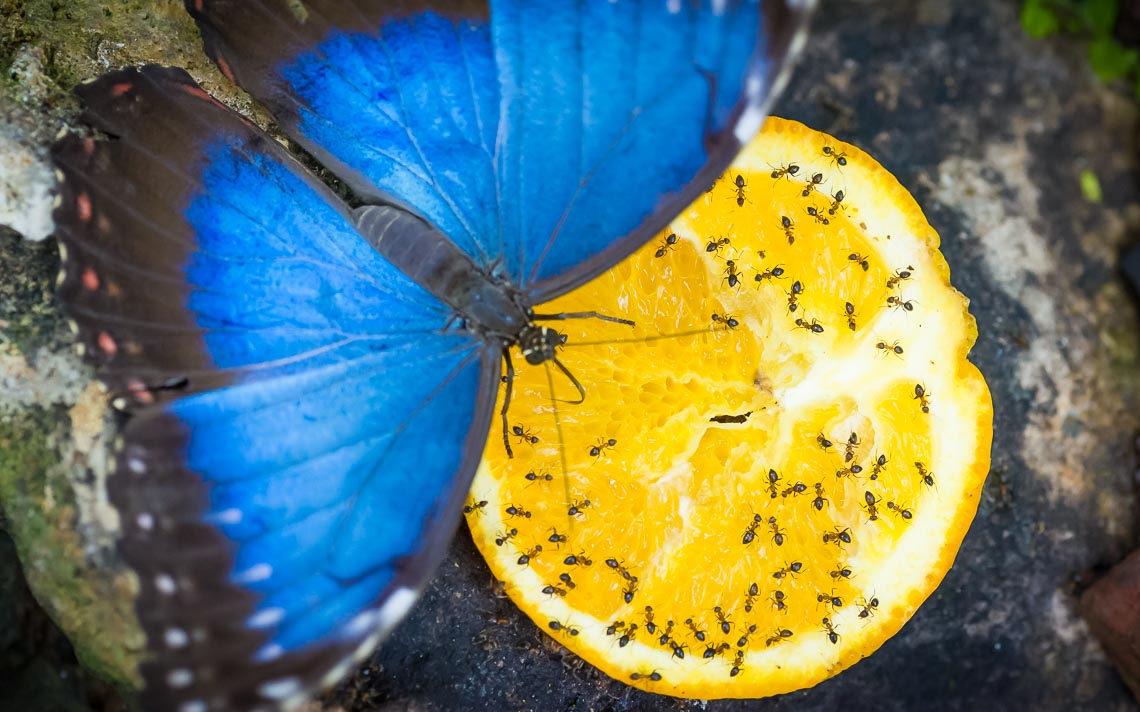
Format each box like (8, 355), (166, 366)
(186, 0), (813, 300)
(54, 65), (499, 710)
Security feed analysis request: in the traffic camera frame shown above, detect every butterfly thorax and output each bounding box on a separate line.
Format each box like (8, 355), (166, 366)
(354, 204), (555, 360)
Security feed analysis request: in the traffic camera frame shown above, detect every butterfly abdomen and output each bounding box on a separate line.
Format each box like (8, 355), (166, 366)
(353, 204), (529, 340)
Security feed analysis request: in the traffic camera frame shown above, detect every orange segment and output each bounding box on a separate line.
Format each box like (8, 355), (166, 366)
(466, 117), (993, 698)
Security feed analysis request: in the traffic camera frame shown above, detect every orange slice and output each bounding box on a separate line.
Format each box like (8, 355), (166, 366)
(465, 117), (992, 698)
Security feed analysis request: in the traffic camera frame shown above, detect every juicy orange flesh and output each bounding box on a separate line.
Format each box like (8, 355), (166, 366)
(467, 117), (990, 697)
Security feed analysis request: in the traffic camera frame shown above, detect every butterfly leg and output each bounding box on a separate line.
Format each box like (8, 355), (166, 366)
(532, 311), (636, 327)
(501, 348), (516, 459)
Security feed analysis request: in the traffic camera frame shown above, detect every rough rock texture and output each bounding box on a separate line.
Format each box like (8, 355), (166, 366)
(1, 0), (1139, 711)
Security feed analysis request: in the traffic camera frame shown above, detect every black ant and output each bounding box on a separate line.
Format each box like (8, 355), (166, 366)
(786, 280), (803, 313)
(821, 617), (841, 644)
(781, 481), (808, 497)
(505, 504), (531, 519)
(828, 189), (846, 216)
(494, 528), (519, 546)
(714, 606), (733, 634)
(914, 383), (931, 412)
(517, 544), (542, 566)
(772, 561), (803, 581)
(844, 432), (859, 462)
(702, 642), (730, 659)
(705, 236), (731, 255)
(744, 582), (759, 612)
(755, 264), (786, 284)
(830, 563), (853, 580)
(823, 145), (848, 166)
(622, 579), (639, 604)
(742, 513), (763, 545)
(567, 498), (591, 517)
(812, 482), (829, 511)
(844, 301), (857, 330)
(794, 317), (824, 333)
(806, 205), (830, 225)
(732, 174), (748, 206)
(770, 589), (788, 614)
(654, 232), (678, 258)
(643, 606), (657, 634)
(619, 623), (638, 647)
(802, 171), (825, 196)
(765, 628), (794, 647)
(886, 267), (913, 289)
(915, 461), (935, 487)
(857, 595), (880, 619)
(670, 640), (688, 659)
(723, 260), (743, 288)
(737, 623), (759, 647)
(836, 464), (862, 479)
(547, 527), (568, 547)
(711, 312), (740, 329)
(559, 572), (576, 589)
(589, 437), (617, 458)
(823, 526), (852, 547)
(630, 670), (662, 682)
(766, 468), (782, 498)
(887, 501), (914, 520)
(876, 339), (904, 356)
(542, 584), (568, 598)
(887, 295), (916, 312)
(768, 516), (785, 546)
(563, 551), (592, 567)
(817, 432), (833, 450)
(816, 589), (844, 611)
(512, 424), (540, 444)
(730, 650), (745, 677)
(870, 453), (888, 480)
(657, 619), (676, 646)
(770, 162), (800, 180)
(463, 498), (488, 515)
(781, 215), (796, 244)
(847, 252), (869, 271)
(524, 469), (553, 483)
(548, 619), (579, 638)
(863, 490), (882, 521)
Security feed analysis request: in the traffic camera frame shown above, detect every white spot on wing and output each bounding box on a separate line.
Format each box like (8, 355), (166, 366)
(155, 574), (176, 595)
(667, 0), (681, 12)
(258, 677), (302, 700)
(320, 659), (355, 688)
(167, 668), (193, 688)
(164, 628), (188, 648)
(127, 457), (145, 474)
(136, 513), (154, 531)
(377, 587), (418, 632)
(178, 701), (207, 712)
(211, 508), (242, 524)
(255, 643), (283, 662)
(734, 103), (767, 145)
(247, 607), (285, 629)
(232, 563), (272, 584)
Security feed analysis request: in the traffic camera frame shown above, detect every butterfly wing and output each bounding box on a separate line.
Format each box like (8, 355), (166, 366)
(53, 65), (499, 710)
(186, 0), (813, 301)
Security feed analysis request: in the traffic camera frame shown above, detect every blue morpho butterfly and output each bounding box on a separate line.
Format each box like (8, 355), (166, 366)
(51, 0), (812, 709)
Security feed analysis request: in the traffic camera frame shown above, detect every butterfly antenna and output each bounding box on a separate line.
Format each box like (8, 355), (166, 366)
(565, 326), (714, 349)
(543, 361), (576, 535)
(533, 310), (636, 327)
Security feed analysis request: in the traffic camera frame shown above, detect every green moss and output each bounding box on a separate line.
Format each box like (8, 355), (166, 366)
(0, 407), (142, 691)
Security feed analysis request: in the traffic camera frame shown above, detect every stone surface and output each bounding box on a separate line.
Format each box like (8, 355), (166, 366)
(1082, 546), (1140, 701)
(0, 0), (1139, 711)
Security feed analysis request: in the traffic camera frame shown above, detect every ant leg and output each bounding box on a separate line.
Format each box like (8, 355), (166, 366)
(532, 311), (636, 327)
(501, 349), (516, 459)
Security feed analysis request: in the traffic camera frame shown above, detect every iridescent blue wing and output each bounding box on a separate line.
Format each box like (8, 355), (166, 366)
(185, 0), (813, 302)
(53, 65), (498, 710)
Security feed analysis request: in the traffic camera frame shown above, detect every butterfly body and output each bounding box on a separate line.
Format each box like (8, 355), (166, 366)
(52, 1), (814, 708)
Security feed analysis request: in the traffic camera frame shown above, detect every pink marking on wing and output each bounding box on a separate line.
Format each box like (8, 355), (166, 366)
(97, 332), (118, 356)
(81, 267), (100, 291)
(77, 192), (92, 222)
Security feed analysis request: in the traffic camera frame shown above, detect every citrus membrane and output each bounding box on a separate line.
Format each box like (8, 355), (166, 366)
(465, 117), (993, 698)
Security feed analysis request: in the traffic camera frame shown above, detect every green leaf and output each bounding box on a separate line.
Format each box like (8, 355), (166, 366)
(1081, 0), (1119, 35)
(1021, 0), (1061, 37)
(1088, 35), (1139, 80)
(1080, 169), (1103, 203)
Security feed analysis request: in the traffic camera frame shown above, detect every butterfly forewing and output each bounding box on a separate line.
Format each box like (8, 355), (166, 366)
(54, 65), (499, 711)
